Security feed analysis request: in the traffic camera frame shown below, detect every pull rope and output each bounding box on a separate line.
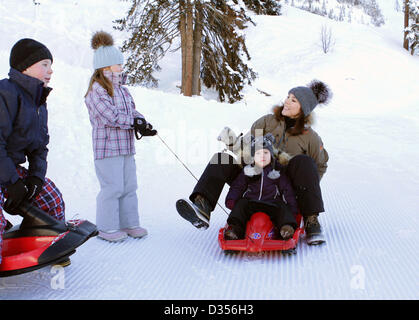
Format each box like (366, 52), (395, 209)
(156, 134), (229, 215)
(156, 134), (200, 182)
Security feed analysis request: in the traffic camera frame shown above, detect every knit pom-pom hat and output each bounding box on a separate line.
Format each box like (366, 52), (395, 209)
(288, 80), (332, 116)
(91, 31), (123, 69)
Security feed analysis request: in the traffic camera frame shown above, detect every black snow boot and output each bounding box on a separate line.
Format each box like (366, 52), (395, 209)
(176, 194), (212, 229)
(280, 224), (295, 240)
(304, 214), (325, 245)
(224, 224), (244, 240)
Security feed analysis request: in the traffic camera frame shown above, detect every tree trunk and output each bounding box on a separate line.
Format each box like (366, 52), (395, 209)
(179, 2), (187, 94)
(182, 0), (194, 97)
(413, 15), (419, 55)
(404, 0), (409, 50)
(192, 1), (203, 96)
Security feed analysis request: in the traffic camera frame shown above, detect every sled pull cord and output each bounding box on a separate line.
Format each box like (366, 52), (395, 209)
(156, 134), (229, 215)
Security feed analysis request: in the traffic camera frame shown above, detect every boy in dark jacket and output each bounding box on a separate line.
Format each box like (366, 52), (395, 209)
(224, 134), (298, 240)
(0, 39), (65, 264)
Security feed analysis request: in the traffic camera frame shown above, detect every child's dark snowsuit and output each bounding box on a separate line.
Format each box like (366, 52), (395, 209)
(225, 160), (298, 238)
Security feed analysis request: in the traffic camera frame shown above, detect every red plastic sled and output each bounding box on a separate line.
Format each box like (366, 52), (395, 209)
(0, 203), (97, 277)
(218, 212), (304, 253)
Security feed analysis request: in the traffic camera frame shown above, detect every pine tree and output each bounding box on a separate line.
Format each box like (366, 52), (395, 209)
(200, 1), (257, 103)
(321, 0), (327, 16)
(363, 0), (385, 26)
(404, 0), (419, 54)
(296, 0), (385, 25)
(114, 0), (263, 103)
(395, 0), (401, 12)
(113, 0), (179, 88)
(242, 0), (282, 15)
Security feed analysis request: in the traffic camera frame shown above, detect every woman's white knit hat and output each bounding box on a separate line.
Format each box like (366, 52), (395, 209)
(91, 31), (123, 69)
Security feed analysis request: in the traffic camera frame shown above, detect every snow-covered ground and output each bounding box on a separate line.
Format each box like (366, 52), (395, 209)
(0, 0), (418, 300)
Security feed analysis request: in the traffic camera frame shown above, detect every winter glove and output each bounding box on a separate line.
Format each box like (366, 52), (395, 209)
(226, 199), (236, 210)
(133, 117), (147, 133)
(24, 176), (44, 201)
(3, 179), (28, 214)
(133, 117), (157, 139)
(142, 123), (157, 136)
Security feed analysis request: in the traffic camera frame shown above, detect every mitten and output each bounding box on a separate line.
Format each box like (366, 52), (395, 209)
(4, 179), (28, 214)
(133, 117), (147, 133)
(133, 118), (157, 138)
(142, 123), (157, 136)
(226, 199), (236, 210)
(24, 176), (44, 200)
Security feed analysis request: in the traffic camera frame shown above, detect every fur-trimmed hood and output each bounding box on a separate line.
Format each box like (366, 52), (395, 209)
(243, 163), (281, 180)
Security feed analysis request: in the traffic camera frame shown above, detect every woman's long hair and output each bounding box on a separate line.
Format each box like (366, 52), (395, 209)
(272, 105), (308, 136)
(84, 68), (114, 98)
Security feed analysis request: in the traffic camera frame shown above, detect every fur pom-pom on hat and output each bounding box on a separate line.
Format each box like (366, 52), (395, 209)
(91, 31), (114, 50)
(90, 30), (123, 70)
(308, 79), (332, 105)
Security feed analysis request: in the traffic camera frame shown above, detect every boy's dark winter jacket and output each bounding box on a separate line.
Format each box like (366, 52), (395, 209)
(0, 68), (51, 187)
(225, 160), (298, 214)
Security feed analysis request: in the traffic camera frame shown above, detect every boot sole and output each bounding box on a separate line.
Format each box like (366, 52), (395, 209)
(176, 199), (209, 230)
(54, 258), (71, 268)
(98, 232), (128, 242)
(306, 233), (326, 245)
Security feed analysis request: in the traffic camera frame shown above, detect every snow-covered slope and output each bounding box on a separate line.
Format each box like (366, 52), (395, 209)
(0, 0), (418, 299)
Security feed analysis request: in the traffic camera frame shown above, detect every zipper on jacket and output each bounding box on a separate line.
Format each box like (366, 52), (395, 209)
(274, 186), (280, 199)
(119, 87), (130, 114)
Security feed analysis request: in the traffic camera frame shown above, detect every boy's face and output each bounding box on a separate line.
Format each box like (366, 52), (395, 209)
(22, 59), (53, 87)
(254, 149), (271, 168)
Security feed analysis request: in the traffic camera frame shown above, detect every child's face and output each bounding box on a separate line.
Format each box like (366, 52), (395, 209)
(108, 64), (123, 73)
(254, 149), (271, 168)
(22, 59), (53, 87)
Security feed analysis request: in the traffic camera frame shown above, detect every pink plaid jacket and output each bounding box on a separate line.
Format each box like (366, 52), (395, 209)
(85, 71), (144, 160)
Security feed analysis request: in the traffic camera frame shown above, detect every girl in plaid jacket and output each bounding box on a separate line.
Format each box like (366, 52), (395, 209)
(84, 31), (156, 242)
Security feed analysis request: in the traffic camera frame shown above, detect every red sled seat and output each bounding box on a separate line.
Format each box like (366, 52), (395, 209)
(218, 212), (304, 254)
(0, 203), (97, 277)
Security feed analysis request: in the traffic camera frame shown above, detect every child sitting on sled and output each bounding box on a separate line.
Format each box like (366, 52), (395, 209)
(0, 38), (67, 265)
(224, 134), (298, 240)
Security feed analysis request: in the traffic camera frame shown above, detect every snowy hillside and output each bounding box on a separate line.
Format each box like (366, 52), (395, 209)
(0, 0), (418, 300)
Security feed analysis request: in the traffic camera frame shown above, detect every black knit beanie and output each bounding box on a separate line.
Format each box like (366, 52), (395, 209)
(10, 38), (53, 72)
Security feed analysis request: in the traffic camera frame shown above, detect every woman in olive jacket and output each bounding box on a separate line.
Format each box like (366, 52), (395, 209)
(176, 80), (331, 244)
